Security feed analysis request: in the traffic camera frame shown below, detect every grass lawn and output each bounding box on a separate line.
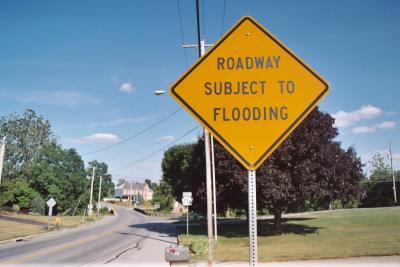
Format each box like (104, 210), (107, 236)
(0, 220), (46, 241)
(178, 207), (400, 262)
(0, 213), (105, 241)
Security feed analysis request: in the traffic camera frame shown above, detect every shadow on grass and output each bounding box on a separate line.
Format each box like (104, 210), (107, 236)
(176, 218), (321, 238)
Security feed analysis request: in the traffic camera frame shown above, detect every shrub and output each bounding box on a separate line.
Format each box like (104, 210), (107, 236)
(12, 204), (20, 212)
(189, 239), (208, 256)
(99, 207), (110, 215)
(181, 239), (208, 256)
(30, 196), (45, 215)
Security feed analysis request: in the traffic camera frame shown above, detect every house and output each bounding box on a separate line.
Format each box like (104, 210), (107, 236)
(171, 200), (187, 213)
(114, 181), (154, 202)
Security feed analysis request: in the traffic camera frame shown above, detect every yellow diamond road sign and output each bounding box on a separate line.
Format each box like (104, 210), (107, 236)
(170, 16), (330, 171)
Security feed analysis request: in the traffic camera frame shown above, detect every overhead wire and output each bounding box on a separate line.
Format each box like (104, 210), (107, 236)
(176, 0), (189, 67)
(93, 139), (166, 161)
(82, 107), (182, 156)
(220, 0), (227, 36)
(110, 125), (201, 174)
(202, 0), (205, 39)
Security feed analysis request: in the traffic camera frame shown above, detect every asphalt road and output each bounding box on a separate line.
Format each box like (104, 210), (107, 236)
(0, 204), (178, 266)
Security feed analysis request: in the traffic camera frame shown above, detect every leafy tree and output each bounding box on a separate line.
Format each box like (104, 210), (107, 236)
(0, 178), (40, 209)
(152, 181), (174, 209)
(162, 108), (364, 228)
(369, 152), (391, 181)
(361, 152), (399, 207)
(0, 109), (55, 179)
(161, 144), (194, 200)
(24, 143), (88, 212)
(117, 178), (125, 186)
(30, 196), (45, 214)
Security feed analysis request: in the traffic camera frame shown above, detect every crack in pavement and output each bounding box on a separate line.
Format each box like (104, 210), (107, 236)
(104, 234), (148, 264)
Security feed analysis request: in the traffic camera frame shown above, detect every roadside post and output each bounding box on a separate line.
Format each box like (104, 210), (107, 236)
(182, 192), (193, 236)
(0, 136), (6, 186)
(169, 16), (330, 266)
(88, 166), (95, 216)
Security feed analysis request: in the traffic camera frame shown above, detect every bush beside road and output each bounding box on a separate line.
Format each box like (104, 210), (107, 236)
(178, 207), (400, 262)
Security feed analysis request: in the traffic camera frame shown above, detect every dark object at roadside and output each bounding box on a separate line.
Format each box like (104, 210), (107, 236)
(134, 208), (147, 215)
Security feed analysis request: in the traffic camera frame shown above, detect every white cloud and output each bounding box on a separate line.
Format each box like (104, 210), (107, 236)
(352, 126), (376, 134)
(120, 82), (134, 93)
(156, 135), (175, 142)
(20, 90), (99, 108)
(332, 105), (382, 128)
(65, 133), (119, 144)
(377, 121), (396, 129)
(87, 115), (156, 127)
(351, 120), (396, 134)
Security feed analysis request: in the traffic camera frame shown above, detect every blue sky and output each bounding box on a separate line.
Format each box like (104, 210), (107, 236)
(0, 0), (399, 182)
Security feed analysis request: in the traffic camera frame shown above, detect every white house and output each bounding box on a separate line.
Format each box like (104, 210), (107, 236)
(114, 181), (154, 202)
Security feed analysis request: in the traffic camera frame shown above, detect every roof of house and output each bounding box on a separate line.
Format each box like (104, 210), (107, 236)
(116, 181), (153, 192)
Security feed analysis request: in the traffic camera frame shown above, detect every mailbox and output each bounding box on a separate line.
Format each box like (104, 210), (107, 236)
(165, 246), (189, 262)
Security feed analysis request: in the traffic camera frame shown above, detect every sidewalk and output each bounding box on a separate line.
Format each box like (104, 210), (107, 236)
(185, 256), (400, 267)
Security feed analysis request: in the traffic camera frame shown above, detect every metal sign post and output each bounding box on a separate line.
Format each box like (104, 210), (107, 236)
(248, 170), (257, 266)
(186, 205), (189, 236)
(182, 192), (192, 237)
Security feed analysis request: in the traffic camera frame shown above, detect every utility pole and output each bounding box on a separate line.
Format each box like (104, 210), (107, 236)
(88, 166), (95, 216)
(389, 142), (397, 203)
(197, 0), (213, 263)
(130, 180), (133, 207)
(0, 136), (6, 186)
(97, 175), (102, 215)
(181, 1), (215, 262)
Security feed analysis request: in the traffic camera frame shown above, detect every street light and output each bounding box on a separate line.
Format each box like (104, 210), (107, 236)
(154, 90), (166, 96)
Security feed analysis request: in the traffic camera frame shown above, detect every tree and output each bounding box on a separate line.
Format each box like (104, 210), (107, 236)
(161, 144), (194, 200)
(361, 152), (399, 207)
(24, 143), (88, 212)
(117, 178), (125, 187)
(30, 196), (45, 215)
(152, 181), (174, 209)
(369, 152), (391, 181)
(0, 178), (41, 209)
(0, 109), (55, 179)
(161, 107), (364, 228)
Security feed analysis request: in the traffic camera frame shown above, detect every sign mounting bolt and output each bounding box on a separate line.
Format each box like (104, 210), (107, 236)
(246, 32), (251, 36)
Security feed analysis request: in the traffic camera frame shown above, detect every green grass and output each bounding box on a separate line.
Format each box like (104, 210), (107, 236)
(0, 213), (106, 241)
(178, 207), (400, 262)
(0, 220), (46, 241)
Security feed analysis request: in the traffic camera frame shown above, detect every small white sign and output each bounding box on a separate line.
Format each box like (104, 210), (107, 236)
(182, 197), (192, 206)
(47, 198), (56, 208)
(182, 192), (192, 198)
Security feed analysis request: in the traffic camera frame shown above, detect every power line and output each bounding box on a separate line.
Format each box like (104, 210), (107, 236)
(82, 107), (182, 156)
(220, 0), (227, 36)
(93, 140), (166, 161)
(110, 125), (200, 174)
(176, 0), (189, 67)
(202, 0), (205, 39)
